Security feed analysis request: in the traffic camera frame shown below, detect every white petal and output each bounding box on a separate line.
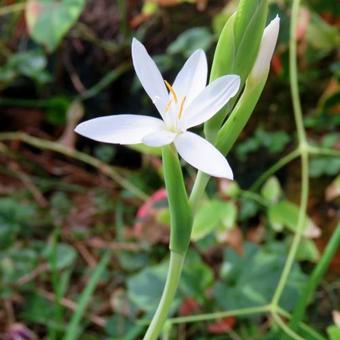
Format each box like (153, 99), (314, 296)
(174, 132), (233, 179)
(132, 38), (168, 119)
(250, 15), (280, 80)
(75, 114), (164, 145)
(181, 75), (240, 129)
(172, 49), (207, 105)
(142, 129), (177, 147)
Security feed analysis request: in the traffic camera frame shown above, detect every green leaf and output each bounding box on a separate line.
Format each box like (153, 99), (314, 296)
(309, 157), (340, 178)
(267, 200), (318, 235)
(0, 49), (50, 85)
(43, 243), (77, 270)
(327, 326), (340, 340)
(307, 13), (340, 51)
(214, 242), (307, 311)
(0, 248), (38, 297)
(0, 198), (36, 248)
(295, 239), (320, 262)
(261, 176), (282, 203)
(26, 0), (86, 52)
(167, 27), (214, 58)
(191, 199), (236, 241)
(127, 260), (176, 313)
(181, 251), (214, 303)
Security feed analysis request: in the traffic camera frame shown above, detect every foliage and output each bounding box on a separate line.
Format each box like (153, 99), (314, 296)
(0, 0), (339, 338)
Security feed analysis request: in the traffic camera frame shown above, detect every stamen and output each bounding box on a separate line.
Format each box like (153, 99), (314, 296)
(164, 80), (178, 103)
(178, 96), (187, 119)
(165, 99), (173, 113)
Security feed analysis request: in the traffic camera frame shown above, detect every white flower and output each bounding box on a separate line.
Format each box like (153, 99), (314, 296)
(75, 38), (240, 179)
(250, 15), (280, 81)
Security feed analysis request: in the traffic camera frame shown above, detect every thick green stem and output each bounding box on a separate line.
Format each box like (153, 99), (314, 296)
(289, 224), (340, 331)
(143, 251), (185, 340)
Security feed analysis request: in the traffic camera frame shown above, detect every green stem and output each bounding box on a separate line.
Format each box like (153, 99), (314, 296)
(144, 251), (185, 340)
(271, 152), (309, 307)
(170, 304), (271, 324)
(271, 0), (309, 309)
(189, 171), (209, 211)
(240, 190), (269, 207)
(308, 146), (340, 158)
(250, 149), (300, 192)
(277, 308), (326, 340)
(289, 0), (306, 144)
(272, 313), (304, 340)
(289, 224), (340, 331)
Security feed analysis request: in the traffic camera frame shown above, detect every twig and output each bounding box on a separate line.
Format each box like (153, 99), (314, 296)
(86, 237), (143, 252)
(0, 132), (147, 201)
(17, 263), (50, 286)
(38, 289), (106, 328)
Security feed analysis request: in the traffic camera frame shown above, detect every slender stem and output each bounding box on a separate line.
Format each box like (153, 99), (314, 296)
(78, 63), (130, 101)
(240, 190), (269, 207)
(0, 132), (147, 201)
(272, 313), (304, 340)
(272, 152), (309, 306)
(271, 0), (309, 308)
(289, 224), (340, 331)
(250, 149), (300, 192)
(144, 251), (185, 340)
(308, 146), (340, 158)
(189, 171), (209, 211)
(277, 308), (326, 340)
(289, 0), (306, 145)
(170, 305), (271, 324)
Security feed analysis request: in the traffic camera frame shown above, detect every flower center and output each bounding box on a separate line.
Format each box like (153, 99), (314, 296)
(164, 80), (187, 120)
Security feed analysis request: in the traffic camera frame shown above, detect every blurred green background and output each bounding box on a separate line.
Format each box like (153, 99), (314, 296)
(0, 0), (339, 339)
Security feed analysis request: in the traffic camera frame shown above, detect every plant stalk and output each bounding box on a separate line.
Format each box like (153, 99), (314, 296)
(143, 251), (185, 340)
(289, 224), (340, 331)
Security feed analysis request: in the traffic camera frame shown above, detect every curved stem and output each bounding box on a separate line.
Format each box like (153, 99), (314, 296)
(289, 224), (340, 331)
(189, 171), (209, 212)
(271, 0), (309, 309)
(170, 305), (271, 324)
(143, 251), (185, 340)
(271, 151), (309, 306)
(272, 313), (304, 340)
(250, 149), (300, 192)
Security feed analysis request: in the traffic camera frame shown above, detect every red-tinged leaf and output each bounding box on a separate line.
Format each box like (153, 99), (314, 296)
(179, 298), (200, 316)
(207, 316), (236, 334)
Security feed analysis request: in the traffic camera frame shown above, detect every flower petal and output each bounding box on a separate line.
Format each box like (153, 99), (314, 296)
(143, 129), (177, 147)
(174, 132), (233, 179)
(180, 75), (240, 129)
(132, 38), (168, 119)
(172, 49), (207, 105)
(75, 114), (164, 145)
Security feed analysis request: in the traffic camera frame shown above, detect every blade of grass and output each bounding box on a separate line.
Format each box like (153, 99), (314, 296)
(64, 251), (111, 340)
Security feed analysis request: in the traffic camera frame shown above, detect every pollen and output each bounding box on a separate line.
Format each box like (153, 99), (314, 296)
(164, 80), (178, 103)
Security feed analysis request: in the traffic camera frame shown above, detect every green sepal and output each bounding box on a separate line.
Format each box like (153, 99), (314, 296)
(162, 145), (193, 255)
(205, 0), (268, 140)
